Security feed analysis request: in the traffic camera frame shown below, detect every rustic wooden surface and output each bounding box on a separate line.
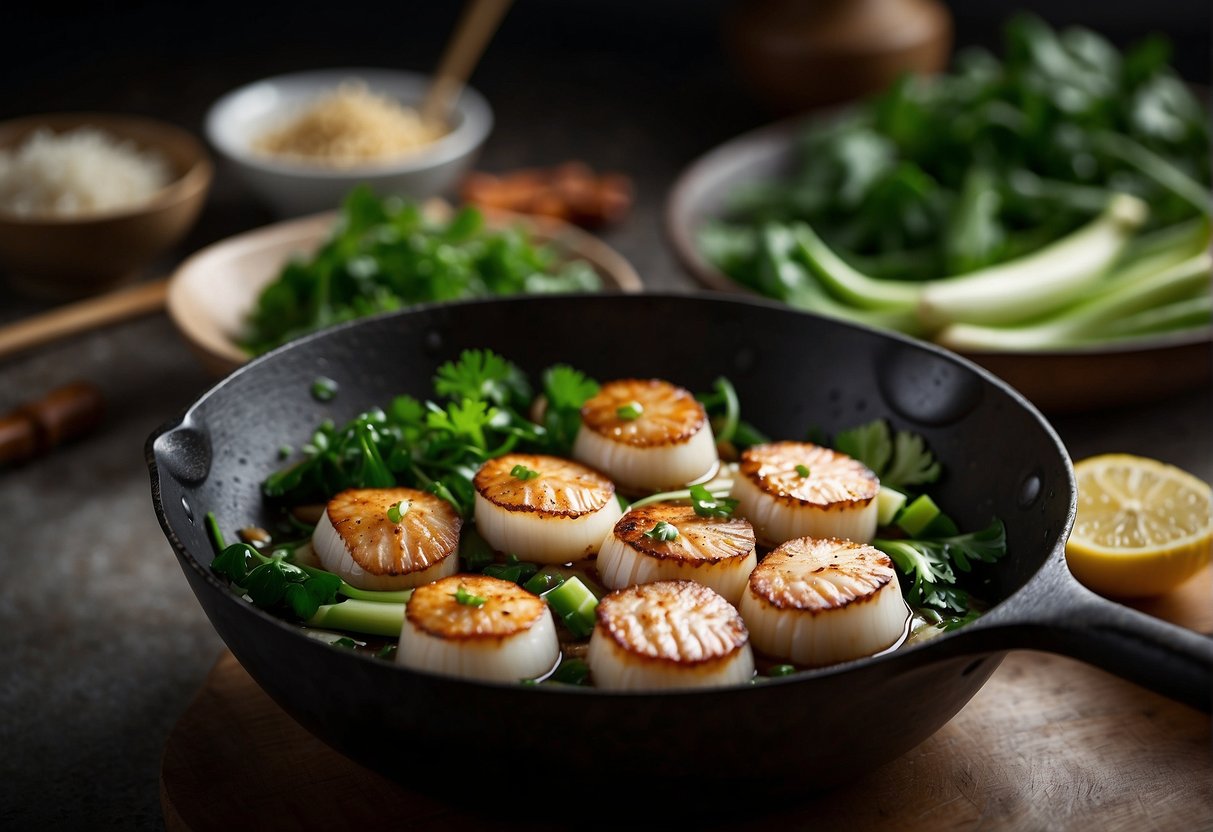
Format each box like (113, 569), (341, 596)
(162, 567), (1213, 832)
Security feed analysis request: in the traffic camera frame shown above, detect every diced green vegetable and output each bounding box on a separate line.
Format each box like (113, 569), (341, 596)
(877, 485), (907, 526)
(544, 576), (599, 638)
(896, 494), (946, 537)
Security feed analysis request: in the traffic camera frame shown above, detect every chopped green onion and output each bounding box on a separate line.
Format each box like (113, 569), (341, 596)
(386, 500), (409, 524)
(897, 494), (945, 537)
(524, 566), (568, 596)
(204, 512), (226, 553)
(454, 584), (487, 607)
(768, 664), (797, 677)
(375, 644), (397, 660)
(544, 576), (599, 638)
(690, 483), (739, 518)
(877, 485), (908, 526)
(644, 520), (679, 541)
(305, 599), (405, 637)
(338, 584), (414, 604)
(333, 637), (358, 649)
(795, 464), (811, 478)
(311, 376), (339, 402)
(510, 463), (540, 481)
(616, 401), (644, 421)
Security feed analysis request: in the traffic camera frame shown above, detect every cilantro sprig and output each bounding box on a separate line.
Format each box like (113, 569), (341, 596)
(834, 419), (941, 490)
(875, 520), (1007, 617)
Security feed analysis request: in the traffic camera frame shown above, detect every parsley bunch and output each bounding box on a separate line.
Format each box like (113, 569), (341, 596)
(242, 187), (602, 355)
(262, 349), (601, 517)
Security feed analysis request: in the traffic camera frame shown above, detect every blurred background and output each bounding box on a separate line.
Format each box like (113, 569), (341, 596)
(2, 0), (1208, 286)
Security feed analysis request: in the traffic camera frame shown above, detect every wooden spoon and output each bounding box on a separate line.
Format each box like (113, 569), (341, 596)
(420, 0), (514, 129)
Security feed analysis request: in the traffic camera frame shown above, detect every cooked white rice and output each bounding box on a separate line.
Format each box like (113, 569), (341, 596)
(0, 127), (172, 218)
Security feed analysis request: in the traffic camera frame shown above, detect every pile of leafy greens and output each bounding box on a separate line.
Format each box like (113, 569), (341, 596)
(701, 14), (1211, 350)
(242, 187), (602, 355)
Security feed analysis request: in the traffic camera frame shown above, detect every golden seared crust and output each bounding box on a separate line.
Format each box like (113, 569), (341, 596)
(748, 537), (895, 613)
(405, 574), (547, 640)
(473, 453), (614, 517)
(739, 442), (878, 508)
(580, 379), (706, 447)
(327, 487), (461, 576)
(595, 580), (748, 666)
(613, 503), (755, 565)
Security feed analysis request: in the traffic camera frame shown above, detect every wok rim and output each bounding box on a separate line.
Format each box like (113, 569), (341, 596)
(146, 290), (1077, 698)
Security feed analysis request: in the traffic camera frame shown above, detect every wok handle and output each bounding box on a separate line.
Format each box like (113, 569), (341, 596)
(989, 568), (1212, 712)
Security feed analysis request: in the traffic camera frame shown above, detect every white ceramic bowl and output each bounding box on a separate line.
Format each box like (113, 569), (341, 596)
(205, 68), (493, 216)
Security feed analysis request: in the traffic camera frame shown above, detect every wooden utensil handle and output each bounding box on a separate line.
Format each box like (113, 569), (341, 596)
(0, 278), (168, 362)
(421, 0), (514, 125)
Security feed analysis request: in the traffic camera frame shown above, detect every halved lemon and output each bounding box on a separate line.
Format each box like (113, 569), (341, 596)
(1066, 454), (1212, 598)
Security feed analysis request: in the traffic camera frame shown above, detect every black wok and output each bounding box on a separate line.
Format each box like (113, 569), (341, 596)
(147, 293), (1212, 804)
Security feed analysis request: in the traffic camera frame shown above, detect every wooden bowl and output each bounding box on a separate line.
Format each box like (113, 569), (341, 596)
(166, 206), (644, 377)
(0, 112), (212, 298)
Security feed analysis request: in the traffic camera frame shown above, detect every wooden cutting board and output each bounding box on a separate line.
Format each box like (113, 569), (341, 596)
(162, 568), (1213, 831)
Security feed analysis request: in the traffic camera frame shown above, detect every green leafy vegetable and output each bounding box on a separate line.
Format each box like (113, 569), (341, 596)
(211, 542), (341, 620)
(242, 187), (602, 355)
(834, 419), (941, 490)
(702, 15), (1211, 347)
(875, 520), (1007, 614)
(795, 464), (811, 478)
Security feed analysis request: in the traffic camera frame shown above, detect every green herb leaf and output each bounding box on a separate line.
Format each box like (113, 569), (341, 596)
(874, 519), (1007, 615)
(795, 464), (811, 477)
(435, 349), (531, 408)
(643, 520), (680, 541)
(768, 664), (797, 677)
(549, 658), (591, 686)
(689, 484), (739, 518)
(834, 419), (940, 490)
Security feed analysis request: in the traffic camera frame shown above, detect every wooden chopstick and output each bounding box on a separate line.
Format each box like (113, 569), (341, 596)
(0, 278), (168, 362)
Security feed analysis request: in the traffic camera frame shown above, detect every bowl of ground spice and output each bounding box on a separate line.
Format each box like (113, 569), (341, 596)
(206, 68), (493, 216)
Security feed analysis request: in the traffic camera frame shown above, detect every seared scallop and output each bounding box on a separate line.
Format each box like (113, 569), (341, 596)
(474, 453), (623, 564)
(572, 378), (718, 493)
(586, 580), (755, 690)
(597, 503), (757, 605)
(739, 537), (909, 667)
(397, 574), (560, 683)
(731, 441), (879, 546)
(312, 487), (461, 590)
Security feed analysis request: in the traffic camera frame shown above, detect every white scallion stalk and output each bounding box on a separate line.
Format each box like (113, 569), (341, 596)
(936, 251), (1211, 352)
(917, 193), (1148, 328)
(791, 222), (921, 311)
